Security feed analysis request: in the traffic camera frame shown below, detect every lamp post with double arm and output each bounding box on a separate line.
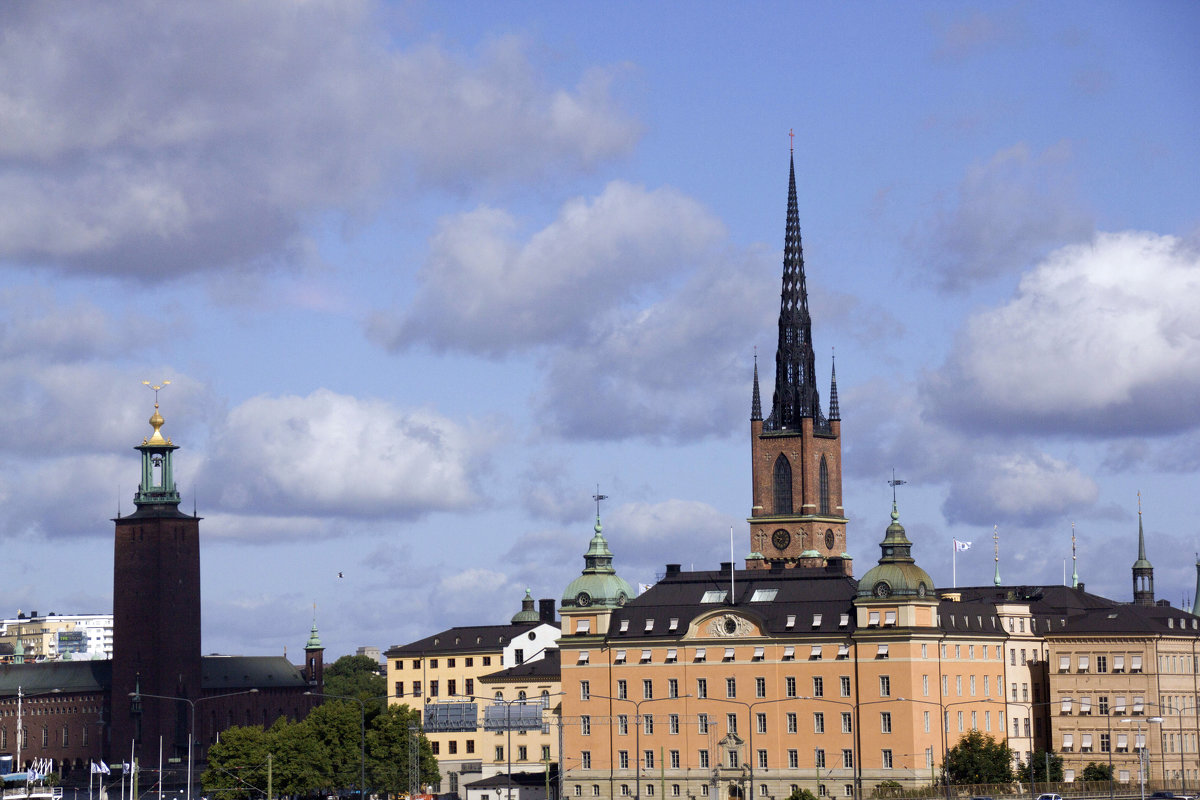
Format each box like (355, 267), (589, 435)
(130, 688), (259, 800)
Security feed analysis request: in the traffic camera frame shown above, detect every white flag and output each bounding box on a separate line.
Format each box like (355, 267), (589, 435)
(99, 761), (111, 775)
(954, 540), (972, 552)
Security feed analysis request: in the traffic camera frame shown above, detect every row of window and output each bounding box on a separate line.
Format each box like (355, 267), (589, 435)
(578, 745), (922, 772)
(395, 678), (478, 698)
(1059, 695), (1145, 715)
(1057, 654), (1144, 673)
(430, 741), (552, 761)
(394, 656), (494, 670)
(0, 725), (90, 749)
(573, 783), (853, 798)
(583, 674), (903, 703)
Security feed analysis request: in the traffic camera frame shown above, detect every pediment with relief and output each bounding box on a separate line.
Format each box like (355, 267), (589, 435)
(693, 612), (760, 638)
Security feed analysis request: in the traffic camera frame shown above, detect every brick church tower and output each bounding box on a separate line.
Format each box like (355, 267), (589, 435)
(747, 152), (850, 573)
(111, 391), (202, 762)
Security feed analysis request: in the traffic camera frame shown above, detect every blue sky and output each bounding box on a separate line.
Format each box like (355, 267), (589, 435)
(1, 1), (1198, 660)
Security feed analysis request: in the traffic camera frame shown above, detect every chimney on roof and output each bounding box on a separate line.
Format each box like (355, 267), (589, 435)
(665, 564), (681, 576)
(720, 562), (732, 573)
(1077, 582), (1085, 593)
(539, 599), (556, 624)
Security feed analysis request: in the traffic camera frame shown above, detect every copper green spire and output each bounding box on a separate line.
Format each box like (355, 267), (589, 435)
(993, 525), (1001, 586)
(1133, 492), (1155, 606)
(135, 381), (181, 507)
(511, 588), (540, 623)
(306, 603), (322, 649)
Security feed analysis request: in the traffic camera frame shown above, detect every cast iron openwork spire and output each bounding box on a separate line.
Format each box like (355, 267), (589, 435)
(751, 350), (762, 421)
(828, 350), (840, 422)
(765, 152), (826, 432)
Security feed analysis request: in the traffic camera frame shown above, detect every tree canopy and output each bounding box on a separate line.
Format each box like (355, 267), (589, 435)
(943, 730), (1015, 785)
(1081, 762), (1114, 782)
(202, 699), (438, 799)
(1022, 748), (1064, 783)
(323, 654), (388, 706)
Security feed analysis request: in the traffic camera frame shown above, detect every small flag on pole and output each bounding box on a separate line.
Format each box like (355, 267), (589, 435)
(954, 539), (972, 552)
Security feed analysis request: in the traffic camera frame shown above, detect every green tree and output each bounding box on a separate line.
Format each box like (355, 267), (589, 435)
(1081, 762), (1114, 782)
(872, 780), (904, 798)
(943, 730), (1015, 785)
(367, 703), (440, 795)
(324, 654), (387, 707)
(305, 700), (365, 793)
(202, 724), (271, 800)
(786, 788), (819, 800)
(270, 715), (330, 797)
(1023, 748), (1064, 783)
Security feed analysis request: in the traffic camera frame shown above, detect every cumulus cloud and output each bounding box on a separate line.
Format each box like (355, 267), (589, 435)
(914, 143), (1093, 289)
(0, 1), (638, 279)
(926, 231), (1200, 436)
(370, 181), (727, 356)
(940, 451), (1098, 527)
(198, 389), (493, 519)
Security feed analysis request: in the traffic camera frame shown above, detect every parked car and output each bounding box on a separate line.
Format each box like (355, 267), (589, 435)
(1035, 794), (1063, 800)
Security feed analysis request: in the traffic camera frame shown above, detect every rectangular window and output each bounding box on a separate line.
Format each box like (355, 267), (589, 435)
(882, 749), (893, 769)
(758, 750), (768, 769)
(413, 681), (422, 696)
(619, 751), (629, 769)
(1101, 733), (1111, 753)
(670, 714), (680, 735)
(787, 712), (798, 733)
(879, 676), (890, 696)
(968, 645), (975, 659)
(786, 676), (797, 697)
(645, 751), (655, 770)
(483, 656), (491, 666)
(756, 677), (766, 698)
(1097, 655), (1108, 673)
(788, 750), (799, 769)
(726, 678), (736, 698)
(957, 711), (964, 732)
(969, 675), (976, 696)
(842, 676), (851, 697)
(756, 713), (767, 734)
(922, 675), (929, 697)
(815, 749), (825, 768)
(581, 716), (591, 736)
(814, 712), (825, 733)
(449, 741), (458, 755)
(465, 678), (474, 696)
(814, 676), (824, 697)
(698, 714), (709, 734)
(841, 712), (852, 733)
(395, 681), (404, 697)
(495, 746), (503, 761)
(923, 711), (930, 733)
(430, 680), (439, 697)
(581, 751), (591, 769)
(696, 678), (707, 698)
(668, 679), (679, 698)
(644, 715), (654, 735)
(1100, 696), (1109, 715)
(581, 681), (590, 700)
(880, 712), (892, 733)
(670, 750), (680, 770)
(518, 745), (527, 761)
(431, 659), (438, 668)
(616, 679), (627, 699)
(727, 714), (738, 733)
(699, 751), (709, 768)
(618, 715), (628, 735)
(468, 740), (477, 754)
(955, 675), (962, 696)
(643, 679), (653, 699)
(842, 750), (854, 769)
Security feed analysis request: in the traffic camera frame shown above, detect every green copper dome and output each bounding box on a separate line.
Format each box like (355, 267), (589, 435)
(857, 502), (935, 600)
(561, 516), (635, 611)
(511, 588), (540, 623)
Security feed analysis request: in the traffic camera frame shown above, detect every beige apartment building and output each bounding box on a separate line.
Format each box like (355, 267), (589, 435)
(385, 591), (560, 796)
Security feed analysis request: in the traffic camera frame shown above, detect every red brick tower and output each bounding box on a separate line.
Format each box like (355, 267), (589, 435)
(111, 389), (202, 762)
(747, 152), (849, 573)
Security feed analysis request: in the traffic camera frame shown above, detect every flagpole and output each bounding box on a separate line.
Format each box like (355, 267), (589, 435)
(952, 540), (957, 588)
(158, 736), (163, 800)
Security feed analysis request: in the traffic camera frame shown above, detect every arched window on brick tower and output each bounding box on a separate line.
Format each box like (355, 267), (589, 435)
(819, 456), (830, 515)
(773, 455), (793, 514)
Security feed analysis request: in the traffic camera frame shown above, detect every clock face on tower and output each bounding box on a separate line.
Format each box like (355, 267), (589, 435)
(772, 529), (791, 551)
(825, 530), (835, 550)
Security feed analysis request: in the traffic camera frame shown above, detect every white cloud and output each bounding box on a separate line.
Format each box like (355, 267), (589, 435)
(941, 451), (1098, 527)
(199, 389), (493, 519)
(0, 1), (638, 278)
(914, 143), (1093, 289)
(926, 231), (1200, 435)
(370, 181), (726, 356)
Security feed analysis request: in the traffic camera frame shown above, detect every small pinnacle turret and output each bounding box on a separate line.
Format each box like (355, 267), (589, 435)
(1191, 557), (1200, 617)
(751, 353), (762, 422)
(828, 352), (840, 422)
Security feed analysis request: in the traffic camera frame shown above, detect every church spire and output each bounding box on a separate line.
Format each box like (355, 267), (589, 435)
(828, 350), (840, 422)
(765, 151), (824, 432)
(1133, 492), (1155, 606)
(134, 381), (181, 508)
(751, 351), (762, 421)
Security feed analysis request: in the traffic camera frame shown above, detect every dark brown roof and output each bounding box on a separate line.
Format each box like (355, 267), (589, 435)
(479, 648), (561, 683)
(0, 660), (111, 695)
(385, 623), (543, 657)
(201, 655), (309, 689)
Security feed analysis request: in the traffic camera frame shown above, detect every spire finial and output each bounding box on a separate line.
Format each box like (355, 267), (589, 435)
(142, 379), (172, 445)
(593, 485), (609, 532)
(888, 468), (907, 505)
(1071, 522), (1079, 588)
(788, 128), (794, 154)
(993, 525), (1001, 586)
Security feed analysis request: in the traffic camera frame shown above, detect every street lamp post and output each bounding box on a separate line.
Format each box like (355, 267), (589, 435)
(1121, 716), (1165, 800)
(16, 686), (63, 772)
(131, 687), (259, 800)
(589, 693), (689, 800)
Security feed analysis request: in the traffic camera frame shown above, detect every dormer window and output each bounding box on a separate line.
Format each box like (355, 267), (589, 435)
(701, 590), (727, 603)
(812, 614), (823, 627)
(785, 615), (796, 629)
(868, 611), (880, 627)
(620, 620), (630, 633)
(645, 620), (654, 633)
(751, 589), (777, 602)
(884, 611), (896, 626)
(839, 613), (849, 627)
(668, 618), (679, 632)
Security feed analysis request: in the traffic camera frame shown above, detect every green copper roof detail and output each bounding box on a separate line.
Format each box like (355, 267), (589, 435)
(562, 512), (635, 611)
(857, 501), (934, 600)
(1133, 510), (1153, 569)
(511, 588), (540, 623)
